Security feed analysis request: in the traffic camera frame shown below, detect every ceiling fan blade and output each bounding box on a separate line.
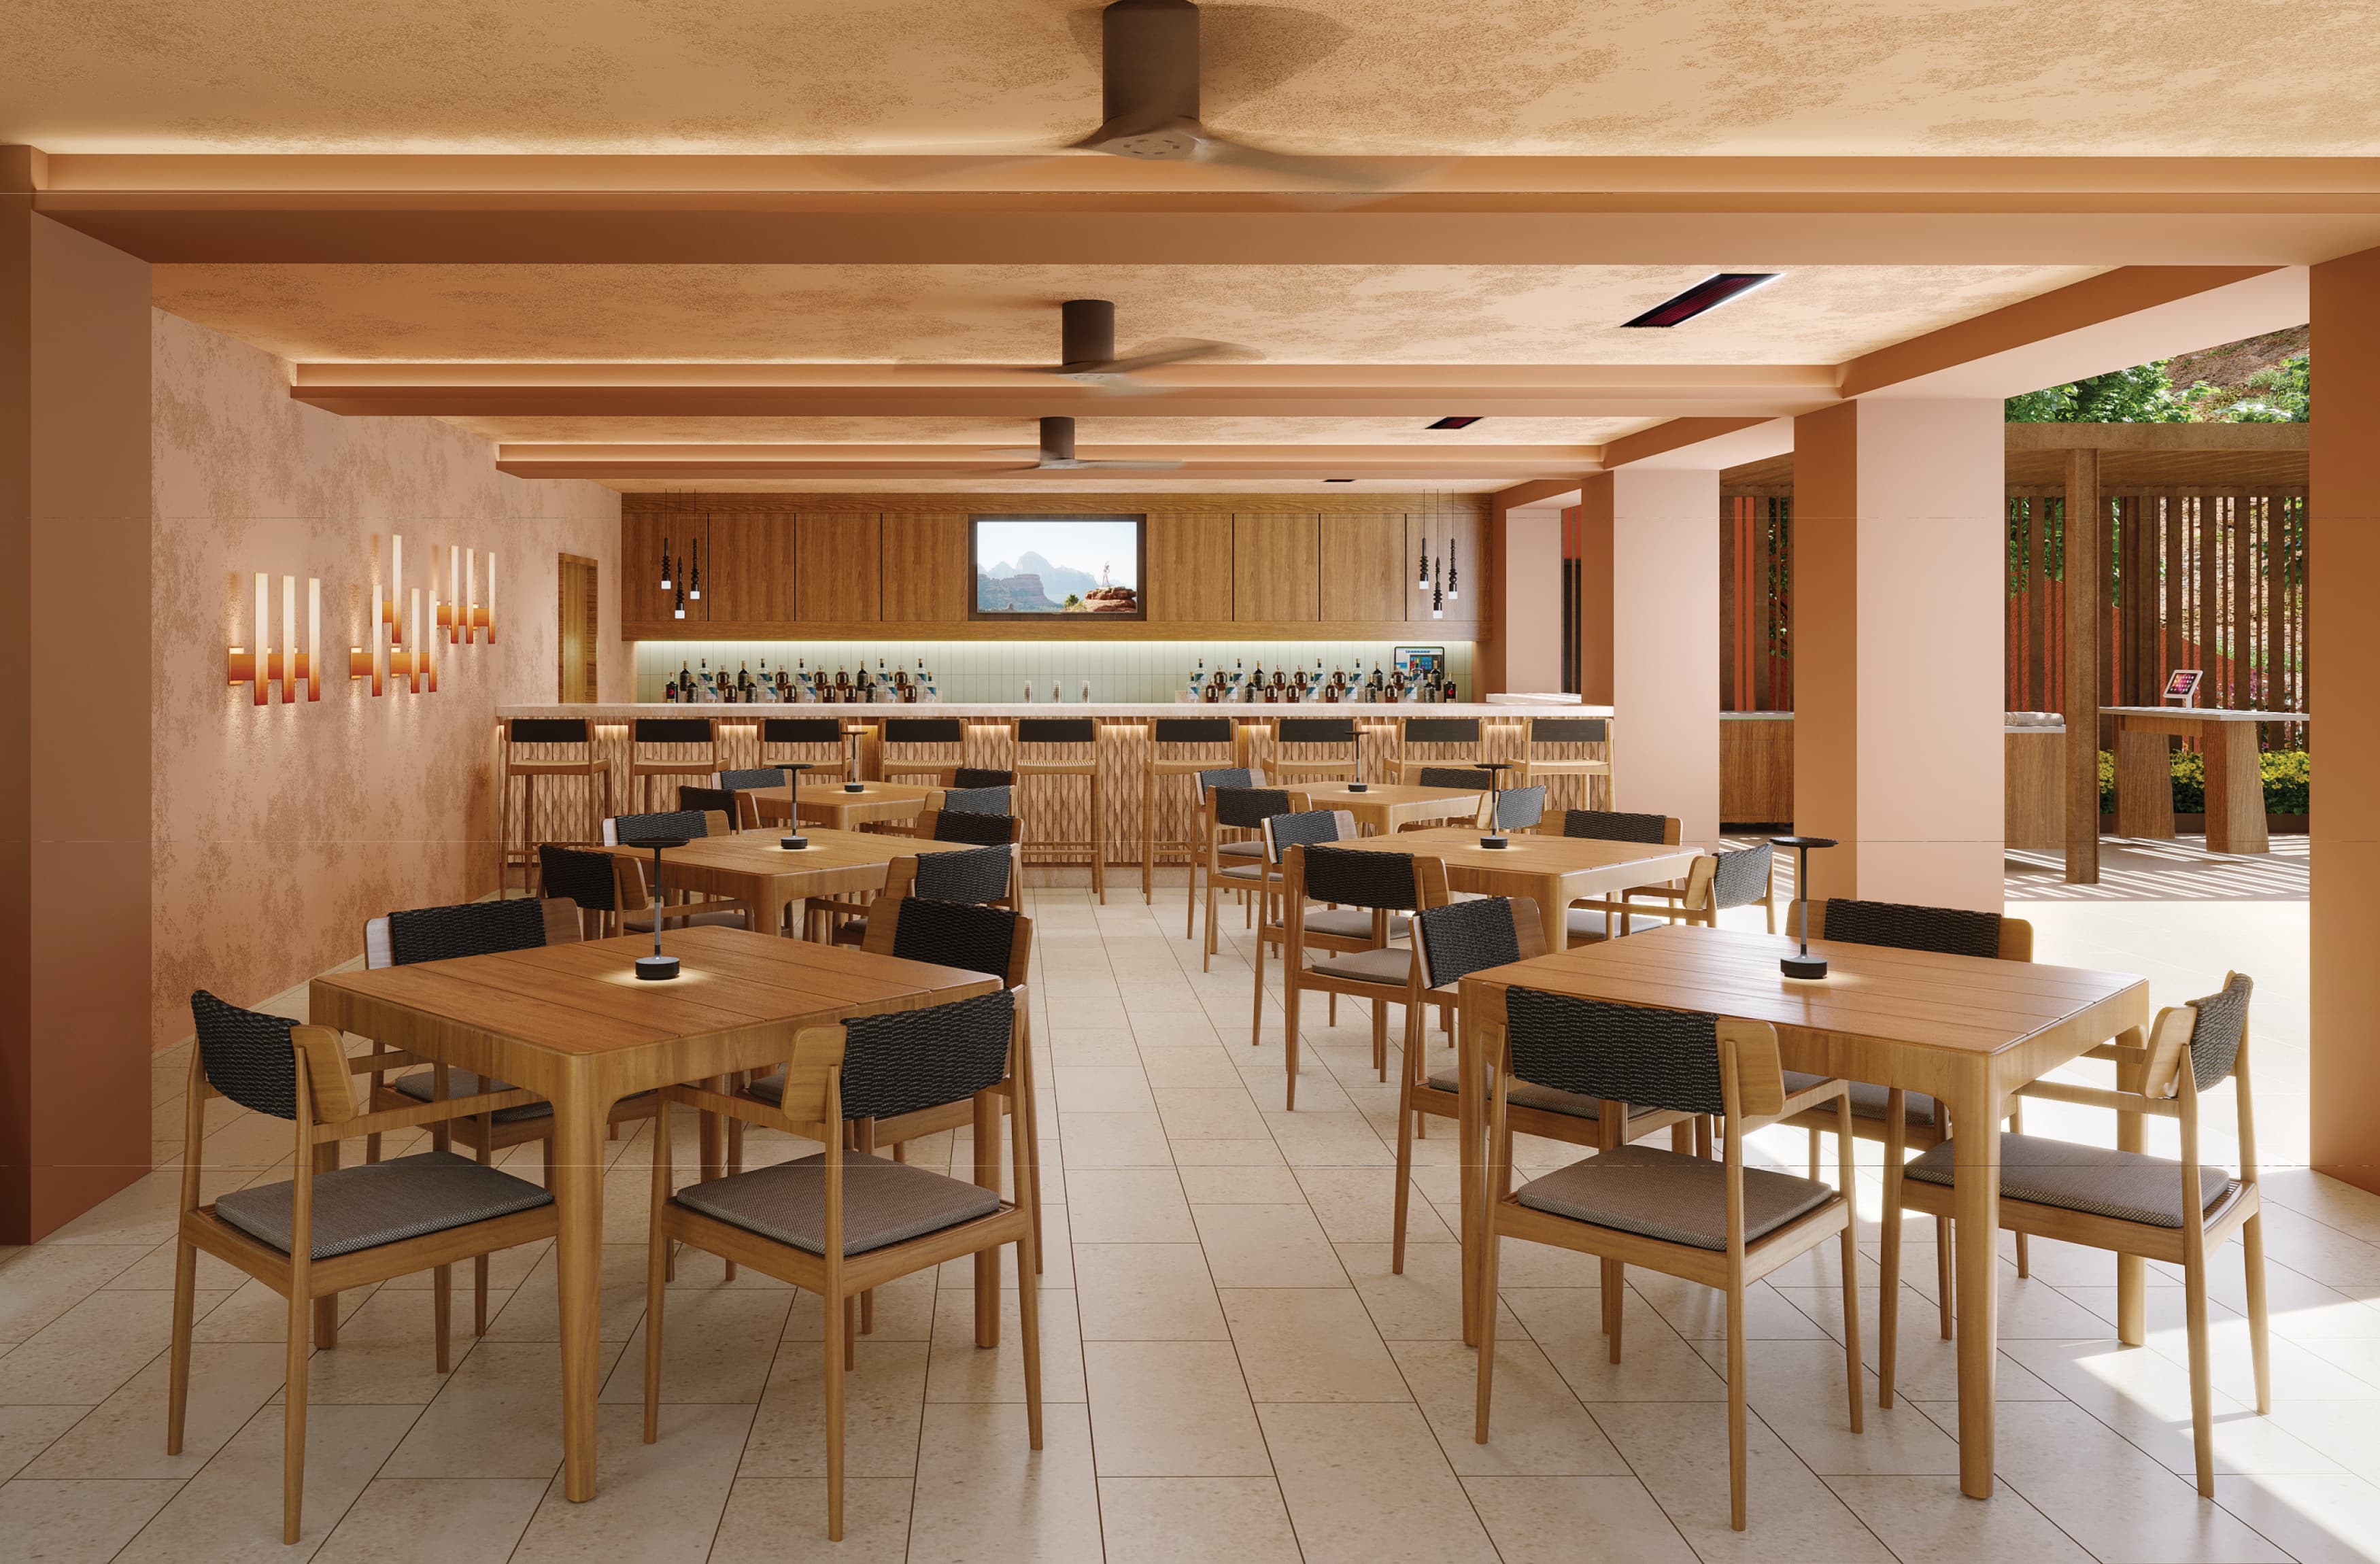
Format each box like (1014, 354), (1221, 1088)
(983, 448), (1047, 460)
(1101, 339), (1242, 375)
(1073, 459), (1185, 470)
(1192, 131), (1404, 189)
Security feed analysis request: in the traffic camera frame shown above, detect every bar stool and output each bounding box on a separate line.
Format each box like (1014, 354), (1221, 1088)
(498, 717), (611, 895)
(628, 716), (718, 813)
(1517, 715), (1613, 811)
(1012, 717), (1104, 902)
(1142, 717), (1238, 904)
(760, 716), (843, 774)
(1389, 716), (1483, 783)
(882, 716), (966, 785)
(1270, 715), (1363, 785)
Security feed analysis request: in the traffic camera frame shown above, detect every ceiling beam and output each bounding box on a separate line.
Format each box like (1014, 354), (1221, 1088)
(493, 443), (1599, 483)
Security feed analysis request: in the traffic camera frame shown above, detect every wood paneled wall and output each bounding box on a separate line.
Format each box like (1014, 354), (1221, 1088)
(620, 492), (1484, 641)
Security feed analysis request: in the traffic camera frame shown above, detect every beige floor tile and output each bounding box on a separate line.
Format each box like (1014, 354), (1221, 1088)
(1177, 1164), (1304, 1204)
(926, 1284), (1087, 1404)
(741, 1339), (928, 1479)
(1502, 1289), (1729, 1402)
(709, 1476), (913, 1563)
(906, 1401), (1104, 1564)
(116, 1401), (420, 1563)
(24, 1343), (284, 1479)
(1166, 1138), (1288, 1168)
(1689, 1336), (1959, 1476)
(783, 1271), (936, 1343)
(1064, 1168), (1195, 1244)
(1630, 1272), (1835, 1342)
(311, 1477), (548, 1564)
(1050, 1039), (1140, 1070)
(1192, 1204), (1346, 1289)
(1127, 1015), (1226, 1048)
(381, 1340), (619, 1481)
(101, 1238), (248, 1295)
(0, 1287), (229, 1406)
(479, 1242), (650, 1344)
(1398, 1338), (1626, 1476)
(1336, 1242), (1518, 1343)
(1462, 1474), (1700, 1563)
(1095, 1476), (1302, 1564)
(1138, 1048), (1245, 1089)
(0, 1477), (184, 1564)
(509, 1402), (750, 1564)
(0, 1404), (90, 1480)
(1085, 1340), (1269, 1476)
(1221, 1289), (1407, 1402)
(601, 1287), (789, 1404)
(1776, 1280), (2069, 1401)
(1588, 1399), (1896, 1562)
(1072, 1245), (1226, 1342)
(1245, 1070), (1359, 1117)
(2211, 1472), (2380, 1564)
(1825, 1474), (2096, 1563)
(2003, 1333), (2341, 1478)
(190, 1277), (375, 1346)
(1924, 1399), (2292, 1563)
(0, 1246), (152, 1339)
(1153, 1087), (1272, 1142)
(1258, 1400), (1499, 1564)
(39, 1169), (243, 1250)
(1294, 1166), (1452, 1246)
(1053, 1066), (1156, 1115)
(1057, 1112), (1175, 1168)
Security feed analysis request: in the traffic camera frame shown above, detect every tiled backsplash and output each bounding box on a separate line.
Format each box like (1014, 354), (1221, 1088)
(633, 640), (1476, 703)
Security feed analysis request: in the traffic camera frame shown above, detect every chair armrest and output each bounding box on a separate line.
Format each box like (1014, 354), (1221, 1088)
(1766, 1074), (1848, 1127)
(315, 1085), (547, 1143)
(2014, 1078), (2180, 1118)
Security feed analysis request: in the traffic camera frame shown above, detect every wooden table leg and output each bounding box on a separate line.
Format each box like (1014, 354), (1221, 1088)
(1537, 881), (1566, 955)
(1951, 1057), (2002, 1499)
(2204, 722), (2269, 854)
(550, 1072), (611, 1503)
(2114, 726), (2175, 840)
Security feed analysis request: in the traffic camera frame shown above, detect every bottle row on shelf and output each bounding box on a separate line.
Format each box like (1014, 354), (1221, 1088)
(653, 656), (1461, 704)
(1187, 658), (1459, 704)
(660, 657), (939, 704)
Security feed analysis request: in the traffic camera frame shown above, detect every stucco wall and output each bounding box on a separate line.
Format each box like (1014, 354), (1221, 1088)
(149, 309), (624, 1049)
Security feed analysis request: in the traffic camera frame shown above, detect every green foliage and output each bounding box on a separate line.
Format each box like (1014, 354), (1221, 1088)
(2007, 362), (2196, 423)
(2095, 749), (2309, 816)
(2202, 356), (2311, 424)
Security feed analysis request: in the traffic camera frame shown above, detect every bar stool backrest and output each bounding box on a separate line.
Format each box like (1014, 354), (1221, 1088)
(1155, 717), (1234, 747)
(1403, 717), (1480, 746)
(509, 717), (590, 747)
(1299, 845), (1423, 911)
(1418, 766), (1495, 789)
(763, 717), (841, 747)
(1560, 809), (1674, 844)
(1277, 717), (1357, 747)
(1529, 717), (1608, 747)
(1214, 786), (1295, 832)
(634, 717), (714, 747)
(1017, 717), (1096, 747)
(884, 717), (964, 746)
(942, 785), (1013, 815)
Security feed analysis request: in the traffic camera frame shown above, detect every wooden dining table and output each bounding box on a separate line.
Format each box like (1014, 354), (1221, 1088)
(1320, 825), (1702, 951)
(1285, 782), (1484, 836)
(599, 826), (979, 938)
(751, 779), (945, 831)
(309, 925), (1000, 1503)
(1457, 923), (2150, 1499)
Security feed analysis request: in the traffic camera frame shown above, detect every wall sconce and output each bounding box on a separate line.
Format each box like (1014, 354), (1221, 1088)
(228, 572), (321, 704)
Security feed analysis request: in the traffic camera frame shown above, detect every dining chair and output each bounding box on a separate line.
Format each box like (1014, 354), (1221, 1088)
(1618, 840), (1775, 933)
(1200, 784), (1293, 970)
(537, 842), (645, 937)
(831, 844), (1018, 946)
(1882, 973), (2265, 1495)
(941, 785), (1013, 816)
(628, 716), (719, 812)
(1246, 807), (1392, 1049)
(881, 715), (966, 785)
(1277, 843), (1446, 1108)
(602, 808), (753, 927)
(1389, 716), (1484, 783)
(360, 896), (662, 1329)
(1387, 896), (1693, 1272)
(1469, 985), (1860, 1531)
(1142, 717), (1238, 904)
(1270, 715), (1363, 785)
(1183, 766), (1260, 942)
(498, 717), (611, 894)
(1011, 717), (1105, 902)
(718, 765), (794, 794)
(1416, 764), (1497, 791)
(1481, 782), (1547, 833)
(644, 988), (1040, 1541)
(1782, 896), (2039, 1310)
(760, 716), (844, 773)
(173, 991), (558, 1544)
(1516, 715), (1613, 810)
(678, 783), (762, 832)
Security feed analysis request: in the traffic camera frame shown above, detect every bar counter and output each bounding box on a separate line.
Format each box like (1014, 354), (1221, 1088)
(494, 700), (1613, 879)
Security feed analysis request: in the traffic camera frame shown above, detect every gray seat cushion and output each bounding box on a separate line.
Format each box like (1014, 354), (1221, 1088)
(672, 1151), (1000, 1256)
(1905, 1134), (2234, 1228)
(624, 904), (749, 933)
(1428, 1072), (1604, 1121)
(1305, 908), (1412, 941)
(213, 1149), (554, 1260)
(1782, 1071), (1938, 1127)
(1308, 947), (1412, 986)
(1217, 840), (1265, 858)
(1217, 863), (1263, 881)
(392, 1068), (553, 1123)
(1515, 1144), (1835, 1251)
(1564, 908), (1673, 942)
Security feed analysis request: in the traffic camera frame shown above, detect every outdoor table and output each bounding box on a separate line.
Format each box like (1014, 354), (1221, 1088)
(2101, 705), (2307, 853)
(310, 927), (1000, 1502)
(1457, 923), (2149, 1500)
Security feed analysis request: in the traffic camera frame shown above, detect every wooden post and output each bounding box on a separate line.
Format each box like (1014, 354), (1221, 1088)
(2064, 449), (2101, 885)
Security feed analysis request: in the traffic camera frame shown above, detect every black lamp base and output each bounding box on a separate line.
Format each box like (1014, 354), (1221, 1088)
(1780, 954), (1829, 980)
(635, 955), (682, 981)
(780, 835), (809, 850)
(1478, 835), (1510, 850)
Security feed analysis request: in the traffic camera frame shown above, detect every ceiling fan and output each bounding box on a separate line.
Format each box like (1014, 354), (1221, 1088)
(1030, 296), (1240, 389)
(987, 415), (1182, 471)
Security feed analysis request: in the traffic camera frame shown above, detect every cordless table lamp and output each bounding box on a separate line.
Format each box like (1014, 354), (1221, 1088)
(617, 830), (692, 980)
(1771, 836), (1838, 979)
(1477, 760), (1516, 849)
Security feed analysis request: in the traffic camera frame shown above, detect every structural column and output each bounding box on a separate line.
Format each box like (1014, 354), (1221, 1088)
(1791, 398), (2004, 911)
(1483, 486), (1567, 695)
(0, 186), (154, 1241)
(1580, 469), (1720, 842)
(2309, 246), (2380, 1195)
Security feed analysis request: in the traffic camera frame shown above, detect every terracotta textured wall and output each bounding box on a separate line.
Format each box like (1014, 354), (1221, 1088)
(149, 309), (622, 1049)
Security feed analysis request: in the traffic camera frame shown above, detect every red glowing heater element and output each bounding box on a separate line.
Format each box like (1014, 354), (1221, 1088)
(1621, 273), (1782, 328)
(1425, 415), (1482, 429)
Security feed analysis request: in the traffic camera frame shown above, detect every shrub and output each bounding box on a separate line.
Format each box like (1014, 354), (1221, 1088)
(2096, 749), (2309, 816)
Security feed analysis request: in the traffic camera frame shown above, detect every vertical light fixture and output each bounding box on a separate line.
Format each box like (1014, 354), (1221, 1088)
(306, 576), (321, 700)
(279, 575), (299, 700)
(1445, 536), (1459, 602)
(447, 545), (462, 643)
(485, 553), (497, 643)
(386, 534), (404, 646)
(408, 587), (423, 693)
(254, 573), (271, 705)
(464, 549), (478, 643)
(660, 535), (673, 591)
(689, 527), (702, 603)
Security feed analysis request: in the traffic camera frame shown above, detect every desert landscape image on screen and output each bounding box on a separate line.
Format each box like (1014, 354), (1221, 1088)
(973, 517), (1143, 617)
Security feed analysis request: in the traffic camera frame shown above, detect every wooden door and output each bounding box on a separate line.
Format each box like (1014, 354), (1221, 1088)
(558, 554), (599, 702)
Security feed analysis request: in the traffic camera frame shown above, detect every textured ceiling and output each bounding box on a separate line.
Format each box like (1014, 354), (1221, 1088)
(449, 415), (1639, 446)
(151, 262), (2104, 365)
(10, 0), (2375, 157)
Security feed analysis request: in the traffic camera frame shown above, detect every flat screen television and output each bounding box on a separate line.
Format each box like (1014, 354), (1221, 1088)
(970, 515), (1146, 620)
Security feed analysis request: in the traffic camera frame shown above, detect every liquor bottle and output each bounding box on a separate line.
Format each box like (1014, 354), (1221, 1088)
(678, 659), (694, 700)
(737, 662), (754, 699)
(662, 677), (679, 703)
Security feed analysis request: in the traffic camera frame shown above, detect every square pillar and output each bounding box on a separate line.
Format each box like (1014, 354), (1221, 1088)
(1484, 496), (1565, 694)
(1792, 398), (2004, 911)
(1580, 469), (1720, 842)
(0, 203), (154, 1240)
(2310, 246), (2380, 1194)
